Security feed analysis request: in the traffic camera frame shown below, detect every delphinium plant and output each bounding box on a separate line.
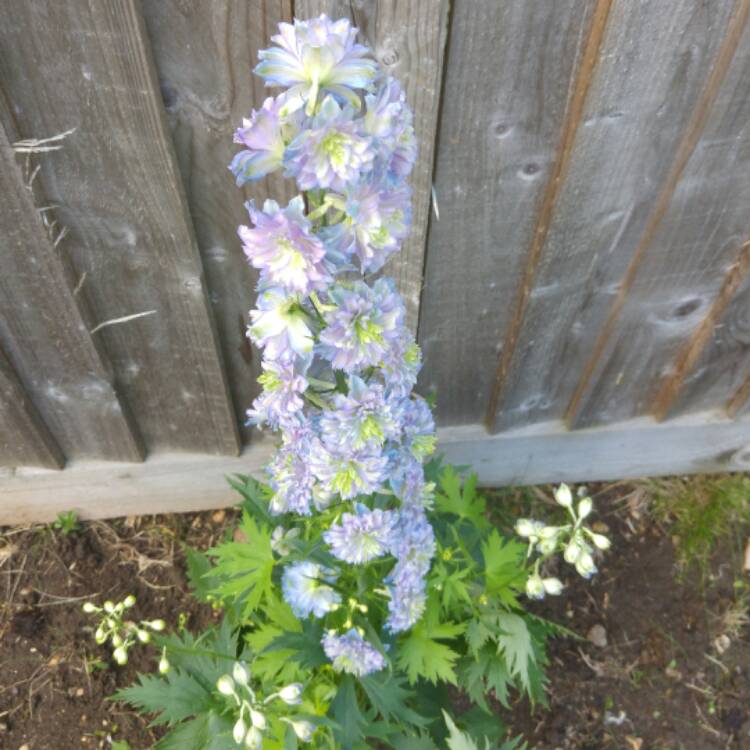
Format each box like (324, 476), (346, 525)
(113, 16), (610, 750)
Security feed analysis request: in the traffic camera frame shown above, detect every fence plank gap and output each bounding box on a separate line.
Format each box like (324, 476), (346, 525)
(0, 1), (241, 456)
(564, 0), (750, 428)
(140, 0), (294, 444)
(483, 0), (613, 432)
(0, 347), (65, 470)
(295, 0), (450, 333)
(0, 114), (144, 464)
(652, 240), (750, 420)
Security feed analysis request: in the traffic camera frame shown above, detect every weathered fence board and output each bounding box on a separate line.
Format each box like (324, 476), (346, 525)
(296, 0), (450, 332)
(486, 0), (740, 432)
(418, 0), (600, 425)
(2, 411), (749, 525)
(0, 348), (64, 470)
(0, 0), (239, 455)
(565, 0), (750, 427)
(140, 0), (293, 442)
(0, 118), (143, 464)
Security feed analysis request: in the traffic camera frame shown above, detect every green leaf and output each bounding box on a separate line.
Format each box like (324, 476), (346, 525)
(154, 711), (235, 750)
(266, 619), (327, 670)
(435, 468), (488, 528)
(184, 547), (218, 603)
(465, 618), (491, 656)
(389, 733), (439, 750)
(481, 531), (526, 605)
(360, 672), (428, 728)
(331, 675), (368, 750)
(228, 474), (273, 524)
(442, 711), (487, 750)
(208, 513), (275, 617)
(493, 612), (534, 694)
(245, 597), (303, 683)
(111, 742), (132, 750)
(396, 617), (465, 685)
(459, 648), (512, 710)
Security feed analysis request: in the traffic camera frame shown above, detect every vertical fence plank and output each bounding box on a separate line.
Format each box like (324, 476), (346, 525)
(140, 0), (293, 442)
(418, 0), (599, 425)
(484, 0), (740, 432)
(0, 1), (240, 455)
(569, 5), (750, 427)
(0, 117), (143, 463)
(296, 0), (450, 333)
(0, 348), (64, 470)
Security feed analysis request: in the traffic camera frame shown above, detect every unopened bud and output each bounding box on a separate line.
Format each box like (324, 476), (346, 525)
(244, 726), (263, 749)
(233, 717), (248, 744)
(216, 675), (235, 696)
(158, 652), (170, 674)
(112, 633), (124, 648)
(95, 627), (106, 644)
(542, 577), (564, 595)
(233, 662), (250, 685)
(278, 683), (303, 705)
(575, 552), (597, 579)
(515, 518), (536, 538)
(103, 601), (115, 613)
(525, 574), (545, 600)
(554, 484), (573, 508)
(147, 619), (166, 631)
(590, 532), (611, 550)
(250, 708), (266, 730)
(113, 646), (128, 665)
(284, 718), (315, 742)
(577, 497), (593, 520)
(82, 602), (97, 614)
(137, 629), (151, 643)
(123, 595), (136, 608)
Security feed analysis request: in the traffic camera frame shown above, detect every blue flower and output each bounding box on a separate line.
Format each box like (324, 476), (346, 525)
(248, 288), (314, 360)
(255, 15), (378, 114)
(246, 355), (310, 430)
(321, 628), (385, 676)
(266, 436), (315, 516)
(309, 438), (388, 500)
(323, 505), (397, 564)
(284, 96), (375, 191)
(282, 561), (341, 618)
(385, 561), (427, 632)
(239, 197), (332, 295)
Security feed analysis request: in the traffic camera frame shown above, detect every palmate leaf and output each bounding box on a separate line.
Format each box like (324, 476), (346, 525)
(434, 467), (488, 529)
(265, 619), (327, 670)
(331, 674), (368, 750)
(442, 712), (527, 750)
(154, 711), (236, 750)
(481, 530), (527, 606)
(396, 617), (465, 685)
(208, 512), (275, 617)
(245, 596), (303, 683)
(493, 612), (534, 694)
(360, 671), (428, 728)
(389, 733), (439, 750)
(227, 473), (273, 525)
(184, 547), (219, 603)
(459, 648), (512, 710)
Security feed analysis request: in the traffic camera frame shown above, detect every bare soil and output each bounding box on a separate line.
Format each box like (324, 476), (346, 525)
(1, 483), (749, 750)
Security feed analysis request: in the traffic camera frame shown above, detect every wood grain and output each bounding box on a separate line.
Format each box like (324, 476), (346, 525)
(3, 411), (750, 523)
(140, 0), (293, 443)
(728, 369), (750, 417)
(296, 0), (450, 333)
(484, 0), (613, 431)
(489, 0), (740, 432)
(0, 0), (240, 455)
(0, 347), (65, 470)
(0, 116), (143, 464)
(565, 0), (750, 427)
(418, 0), (599, 425)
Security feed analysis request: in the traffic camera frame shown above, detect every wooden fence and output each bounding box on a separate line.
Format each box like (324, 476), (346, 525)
(1, 0), (750, 523)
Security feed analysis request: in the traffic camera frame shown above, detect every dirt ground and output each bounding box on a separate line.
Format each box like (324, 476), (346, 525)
(1, 481), (749, 750)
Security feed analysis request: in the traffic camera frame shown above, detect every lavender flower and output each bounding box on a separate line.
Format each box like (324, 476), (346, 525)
(401, 396), (436, 460)
(389, 507), (436, 575)
(282, 562), (341, 618)
(248, 288), (314, 359)
(389, 450), (429, 508)
(309, 438), (388, 500)
(321, 629), (385, 676)
(318, 278), (404, 372)
(255, 15), (378, 114)
(385, 561), (427, 632)
(246, 356), (309, 429)
(323, 505), (397, 564)
(239, 197), (332, 295)
(230, 95), (290, 184)
(380, 330), (422, 397)
(284, 96), (375, 191)
(266, 436), (315, 516)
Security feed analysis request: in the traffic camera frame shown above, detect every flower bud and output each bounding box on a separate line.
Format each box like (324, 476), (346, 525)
(590, 532), (611, 550)
(285, 718), (315, 742)
(542, 577), (564, 595)
(82, 602), (97, 614)
(137, 629), (151, 643)
(113, 646), (128, 665)
(158, 653), (170, 674)
(123, 595), (136, 608)
(216, 675), (235, 696)
(147, 619), (166, 632)
(575, 552), (597, 579)
(525, 574), (545, 600)
(233, 662), (250, 685)
(538, 538), (557, 555)
(538, 525), (560, 540)
(278, 683), (303, 705)
(103, 600), (115, 613)
(95, 627), (106, 645)
(250, 708), (267, 730)
(112, 633), (123, 648)
(515, 519), (536, 538)
(233, 717), (248, 745)
(554, 484), (573, 508)
(563, 539), (583, 564)
(244, 726), (263, 749)
(577, 497), (593, 520)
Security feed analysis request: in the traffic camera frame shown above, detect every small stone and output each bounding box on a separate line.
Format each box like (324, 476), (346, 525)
(625, 737), (643, 750)
(713, 634), (731, 655)
(19, 744), (31, 750)
(75, 688), (85, 697)
(587, 624), (608, 648)
(211, 509), (226, 524)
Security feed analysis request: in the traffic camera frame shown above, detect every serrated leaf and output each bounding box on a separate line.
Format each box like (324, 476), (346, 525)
(245, 598), (303, 683)
(154, 711), (235, 750)
(228, 474), (273, 524)
(481, 531), (526, 605)
(266, 620), (327, 670)
(494, 612), (534, 694)
(208, 513), (275, 617)
(435, 468), (488, 528)
(184, 547), (217, 603)
(459, 648), (513, 710)
(466, 619), (491, 656)
(389, 734), (439, 750)
(331, 675), (367, 750)
(360, 672), (428, 728)
(443, 711), (487, 750)
(396, 619), (464, 685)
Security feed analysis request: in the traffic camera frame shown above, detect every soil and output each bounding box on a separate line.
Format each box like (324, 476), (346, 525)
(1, 483), (749, 750)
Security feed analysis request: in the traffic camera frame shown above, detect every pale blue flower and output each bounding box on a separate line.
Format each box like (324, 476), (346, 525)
(389, 508), (435, 573)
(321, 628), (385, 676)
(246, 355), (309, 429)
(230, 95), (293, 184)
(282, 561), (341, 618)
(388, 450), (428, 507)
(318, 278), (404, 372)
(401, 396), (436, 460)
(323, 505), (397, 564)
(255, 15), (378, 114)
(248, 288), (314, 359)
(380, 330), (422, 397)
(284, 96), (375, 191)
(309, 438), (388, 500)
(385, 561), (427, 632)
(239, 197), (332, 295)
